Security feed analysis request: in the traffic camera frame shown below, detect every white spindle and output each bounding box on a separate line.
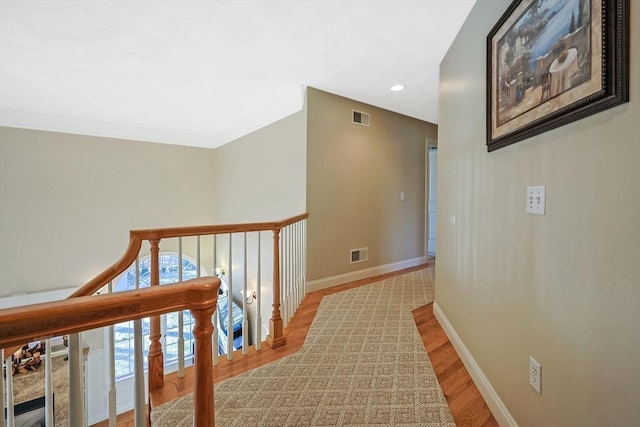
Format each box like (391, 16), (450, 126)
(290, 224), (294, 316)
(279, 229), (284, 327)
(68, 333), (84, 426)
(298, 221), (303, 305)
(242, 232), (249, 354)
(194, 235), (202, 361)
(303, 219), (307, 297)
(178, 237), (185, 378)
(133, 259), (145, 427)
(288, 225), (293, 325)
(288, 224), (298, 320)
(0, 351), (3, 427)
(295, 222), (302, 305)
(227, 234), (233, 360)
(106, 281), (117, 427)
(255, 232), (262, 351)
(1, 350), (6, 427)
(197, 235), (201, 278)
(213, 235), (219, 365)
(282, 227), (288, 328)
(133, 319), (145, 427)
(283, 227), (287, 326)
(44, 339), (54, 426)
(5, 350), (14, 427)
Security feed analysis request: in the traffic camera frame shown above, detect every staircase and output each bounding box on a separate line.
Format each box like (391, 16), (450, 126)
(0, 213), (308, 427)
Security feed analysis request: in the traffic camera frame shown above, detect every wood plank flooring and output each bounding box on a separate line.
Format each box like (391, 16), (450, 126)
(413, 303), (498, 427)
(94, 263), (497, 426)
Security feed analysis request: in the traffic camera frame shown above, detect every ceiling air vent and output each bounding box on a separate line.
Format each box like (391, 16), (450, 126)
(352, 110), (370, 127)
(350, 247), (369, 264)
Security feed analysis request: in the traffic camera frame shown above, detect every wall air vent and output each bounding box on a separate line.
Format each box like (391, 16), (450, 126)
(352, 110), (370, 127)
(350, 247), (369, 264)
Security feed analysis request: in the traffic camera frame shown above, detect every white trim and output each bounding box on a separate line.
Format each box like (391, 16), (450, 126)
(0, 287), (76, 308)
(433, 302), (519, 427)
(305, 256), (426, 293)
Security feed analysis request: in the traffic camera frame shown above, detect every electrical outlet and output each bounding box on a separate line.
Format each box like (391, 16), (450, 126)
(527, 186), (546, 215)
(529, 356), (542, 394)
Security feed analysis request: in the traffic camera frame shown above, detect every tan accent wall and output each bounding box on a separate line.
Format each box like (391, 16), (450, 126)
(437, 2), (639, 426)
(306, 88), (437, 282)
(0, 127), (217, 296)
(212, 107), (307, 223)
(211, 106), (307, 339)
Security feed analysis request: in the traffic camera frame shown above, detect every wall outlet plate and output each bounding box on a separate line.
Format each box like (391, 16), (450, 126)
(527, 186), (546, 215)
(529, 356), (542, 394)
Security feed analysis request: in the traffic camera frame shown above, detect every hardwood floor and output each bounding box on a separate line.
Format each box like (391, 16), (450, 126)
(98, 263), (497, 426)
(413, 304), (498, 427)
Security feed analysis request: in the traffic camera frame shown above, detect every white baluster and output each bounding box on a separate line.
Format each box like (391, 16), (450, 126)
(197, 235), (201, 278)
(298, 221), (303, 305)
(5, 349), (14, 427)
(178, 237), (185, 378)
(213, 235), (219, 365)
(289, 226), (293, 324)
(44, 339), (54, 426)
(227, 234), (233, 360)
(1, 350), (6, 427)
(283, 227), (287, 326)
(255, 232), (262, 351)
(68, 333), (84, 426)
(298, 222), (302, 306)
(212, 314), (219, 366)
(133, 259), (145, 427)
(303, 219), (307, 300)
(106, 281), (117, 427)
(242, 232), (249, 354)
(282, 227), (289, 328)
(133, 319), (145, 427)
(288, 226), (293, 324)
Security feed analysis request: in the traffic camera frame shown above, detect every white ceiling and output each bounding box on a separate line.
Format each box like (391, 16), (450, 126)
(0, 1), (475, 149)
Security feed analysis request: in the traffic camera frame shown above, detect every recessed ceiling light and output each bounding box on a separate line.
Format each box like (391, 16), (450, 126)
(390, 84), (405, 91)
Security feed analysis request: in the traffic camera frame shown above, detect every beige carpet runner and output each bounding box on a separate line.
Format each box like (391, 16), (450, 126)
(151, 269), (455, 426)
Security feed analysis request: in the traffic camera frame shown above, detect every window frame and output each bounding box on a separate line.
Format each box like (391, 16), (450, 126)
(112, 252), (204, 380)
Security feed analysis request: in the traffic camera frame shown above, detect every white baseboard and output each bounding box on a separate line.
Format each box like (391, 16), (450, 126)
(305, 256), (427, 293)
(433, 302), (518, 427)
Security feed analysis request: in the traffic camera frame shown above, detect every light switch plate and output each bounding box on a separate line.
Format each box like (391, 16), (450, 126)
(527, 186), (546, 215)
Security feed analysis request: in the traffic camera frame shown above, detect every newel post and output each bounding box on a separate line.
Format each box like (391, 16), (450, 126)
(191, 305), (216, 427)
(266, 228), (286, 348)
(148, 239), (164, 391)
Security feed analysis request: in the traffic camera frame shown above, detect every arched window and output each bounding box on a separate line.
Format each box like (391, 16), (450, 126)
(113, 254), (201, 379)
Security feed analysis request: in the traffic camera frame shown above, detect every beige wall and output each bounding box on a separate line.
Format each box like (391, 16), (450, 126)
(212, 107), (307, 223)
(437, 2), (639, 426)
(306, 88), (437, 283)
(0, 127), (217, 296)
(212, 104), (307, 338)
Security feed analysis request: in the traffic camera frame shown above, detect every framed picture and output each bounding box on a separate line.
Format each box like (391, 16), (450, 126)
(486, 0), (629, 151)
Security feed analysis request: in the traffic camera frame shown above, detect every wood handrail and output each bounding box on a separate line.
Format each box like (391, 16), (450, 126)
(130, 213), (310, 240)
(71, 234), (142, 298)
(72, 213), (309, 298)
(275, 213), (309, 229)
(0, 277), (220, 349)
(0, 277), (220, 427)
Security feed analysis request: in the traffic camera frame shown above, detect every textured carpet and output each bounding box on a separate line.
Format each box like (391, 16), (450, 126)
(151, 268), (455, 426)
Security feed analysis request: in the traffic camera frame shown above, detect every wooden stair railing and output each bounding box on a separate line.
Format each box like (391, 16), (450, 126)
(0, 277), (221, 427)
(3, 212), (308, 421)
(69, 213), (306, 390)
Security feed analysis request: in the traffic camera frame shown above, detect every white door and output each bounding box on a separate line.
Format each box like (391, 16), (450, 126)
(427, 147), (437, 256)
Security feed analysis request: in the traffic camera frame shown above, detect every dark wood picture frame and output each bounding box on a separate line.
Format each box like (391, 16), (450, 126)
(486, 0), (629, 152)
